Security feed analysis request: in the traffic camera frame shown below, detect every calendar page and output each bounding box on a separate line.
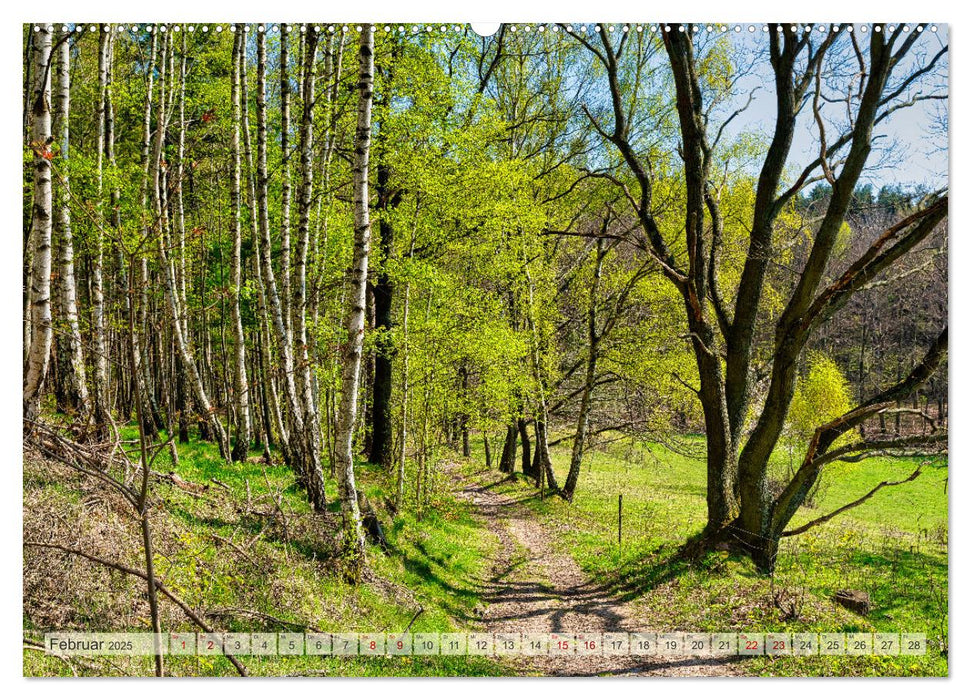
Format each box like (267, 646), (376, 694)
(20, 16), (949, 681)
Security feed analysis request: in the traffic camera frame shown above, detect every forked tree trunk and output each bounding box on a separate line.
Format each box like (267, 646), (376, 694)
(291, 28), (325, 499)
(498, 423), (517, 474)
(334, 24), (375, 575)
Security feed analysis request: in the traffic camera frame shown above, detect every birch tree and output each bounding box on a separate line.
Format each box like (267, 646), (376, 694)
(292, 26), (325, 498)
(151, 31), (229, 459)
(255, 27), (327, 509)
(52, 33), (88, 415)
(91, 26), (111, 431)
(24, 25), (53, 423)
(334, 23), (375, 574)
(229, 26), (251, 461)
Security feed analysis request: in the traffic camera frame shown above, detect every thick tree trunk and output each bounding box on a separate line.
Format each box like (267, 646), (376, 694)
(518, 417), (534, 479)
(24, 26), (53, 423)
(333, 24), (375, 575)
(369, 155), (401, 468)
(730, 32), (902, 570)
(498, 423), (517, 474)
(52, 36), (89, 416)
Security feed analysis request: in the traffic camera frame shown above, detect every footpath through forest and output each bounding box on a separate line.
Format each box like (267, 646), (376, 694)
(453, 467), (741, 677)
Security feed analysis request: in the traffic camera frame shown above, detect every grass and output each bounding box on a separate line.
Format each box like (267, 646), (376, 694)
(24, 421), (948, 677)
(462, 434), (947, 677)
(23, 428), (507, 677)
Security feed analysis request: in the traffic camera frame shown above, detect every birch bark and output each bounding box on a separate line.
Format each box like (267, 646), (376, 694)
(334, 24), (375, 570)
(24, 26), (53, 422)
(53, 35), (89, 414)
(229, 27), (251, 461)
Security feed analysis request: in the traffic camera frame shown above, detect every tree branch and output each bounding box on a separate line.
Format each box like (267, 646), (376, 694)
(25, 541), (249, 676)
(781, 468), (922, 537)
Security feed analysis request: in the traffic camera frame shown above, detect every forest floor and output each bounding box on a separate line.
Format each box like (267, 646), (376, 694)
(454, 466), (740, 676)
(23, 423), (948, 677)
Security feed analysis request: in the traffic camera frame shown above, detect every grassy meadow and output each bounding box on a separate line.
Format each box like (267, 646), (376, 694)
(471, 434), (948, 676)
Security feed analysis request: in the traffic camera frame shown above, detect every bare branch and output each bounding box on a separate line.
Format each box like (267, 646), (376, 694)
(781, 468), (922, 537)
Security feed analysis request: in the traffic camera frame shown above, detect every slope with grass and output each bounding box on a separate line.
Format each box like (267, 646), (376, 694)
(23, 433), (507, 677)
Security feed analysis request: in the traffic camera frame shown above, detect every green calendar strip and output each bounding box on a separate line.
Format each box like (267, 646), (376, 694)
(42, 631), (928, 657)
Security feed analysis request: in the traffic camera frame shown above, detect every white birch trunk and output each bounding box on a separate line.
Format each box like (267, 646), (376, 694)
(334, 24), (375, 569)
(175, 32), (188, 338)
(255, 29), (327, 507)
(292, 28), (325, 501)
(24, 25), (53, 422)
(255, 30), (301, 432)
(90, 27), (111, 427)
(53, 35), (89, 415)
(279, 24), (292, 344)
(229, 27), (251, 461)
(239, 44), (290, 463)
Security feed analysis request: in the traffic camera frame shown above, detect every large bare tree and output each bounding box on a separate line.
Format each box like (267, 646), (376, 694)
(573, 23), (948, 571)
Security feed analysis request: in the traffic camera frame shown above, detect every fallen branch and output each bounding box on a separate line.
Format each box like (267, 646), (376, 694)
(24, 540), (248, 676)
(24, 638), (79, 676)
(403, 606), (424, 634)
(208, 532), (264, 571)
(153, 470), (214, 502)
(206, 607), (321, 633)
(210, 478), (232, 492)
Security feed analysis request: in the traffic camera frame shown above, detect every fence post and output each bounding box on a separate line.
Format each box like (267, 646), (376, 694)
(618, 493), (623, 552)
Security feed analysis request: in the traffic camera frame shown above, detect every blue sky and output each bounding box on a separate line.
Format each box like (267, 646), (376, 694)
(718, 24), (949, 192)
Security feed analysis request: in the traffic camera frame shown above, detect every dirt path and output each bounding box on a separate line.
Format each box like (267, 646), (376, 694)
(455, 468), (740, 677)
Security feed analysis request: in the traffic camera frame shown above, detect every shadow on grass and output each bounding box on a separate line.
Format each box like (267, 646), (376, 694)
(167, 503), (340, 566)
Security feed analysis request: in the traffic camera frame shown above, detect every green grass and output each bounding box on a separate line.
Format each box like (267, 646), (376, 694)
(24, 428), (507, 677)
(24, 422), (947, 677)
(462, 434), (948, 677)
